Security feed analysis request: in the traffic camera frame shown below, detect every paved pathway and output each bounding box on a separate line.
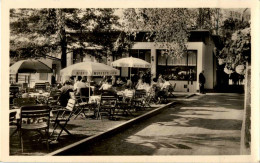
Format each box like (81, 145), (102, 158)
(76, 93), (244, 155)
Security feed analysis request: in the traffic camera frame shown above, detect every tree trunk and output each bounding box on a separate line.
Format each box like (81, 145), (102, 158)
(61, 37), (67, 68)
(57, 9), (67, 68)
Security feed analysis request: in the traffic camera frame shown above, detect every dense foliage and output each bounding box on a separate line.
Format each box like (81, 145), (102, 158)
(10, 8), (122, 68)
(10, 8), (250, 74)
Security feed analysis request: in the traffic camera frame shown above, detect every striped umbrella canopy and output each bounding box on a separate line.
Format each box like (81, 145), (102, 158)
(60, 61), (120, 77)
(10, 59), (52, 74)
(111, 57), (151, 68)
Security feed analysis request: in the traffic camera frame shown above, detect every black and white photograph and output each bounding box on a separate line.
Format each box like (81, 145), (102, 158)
(1, 1), (259, 162)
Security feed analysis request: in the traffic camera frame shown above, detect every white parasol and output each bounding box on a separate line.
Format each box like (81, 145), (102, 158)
(111, 57), (151, 79)
(60, 61), (120, 77)
(111, 56), (151, 68)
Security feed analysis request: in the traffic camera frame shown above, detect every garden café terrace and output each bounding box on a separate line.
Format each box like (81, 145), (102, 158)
(9, 58), (185, 155)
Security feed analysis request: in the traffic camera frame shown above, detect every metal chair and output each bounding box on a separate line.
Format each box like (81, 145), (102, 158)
(168, 83), (176, 97)
(19, 105), (51, 152)
(47, 90), (61, 106)
(74, 87), (94, 119)
(50, 99), (76, 141)
(10, 110), (19, 137)
(132, 89), (147, 110)
(35, 83), (47, 92)
(10, 86), (20, 105)
(116, 90), (135, 116)
(157, 85), (171, 104)
(97, 92), (117, 120)
(10, 98), (37, 137)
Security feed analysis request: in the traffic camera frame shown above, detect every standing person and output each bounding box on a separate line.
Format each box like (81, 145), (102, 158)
(199, 70), (206, 94)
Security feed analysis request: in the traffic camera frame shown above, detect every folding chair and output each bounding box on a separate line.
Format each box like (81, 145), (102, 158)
(168, 83), (176, 97)
(47, 90), (61, 106)
(35, 83), (47, 92)
(50, 99), (76, 141)
(10, 86), (20, 105)
(158, 85), (170, 104)
(10, 98), (37, 136)
(116, 90), (135, 116)
(97, 92), (117, 120)
(132, 89), (147, 110)
(19, 105), (51, 152)
(10, 110), (19, 137)
(74, 87), (94, 119)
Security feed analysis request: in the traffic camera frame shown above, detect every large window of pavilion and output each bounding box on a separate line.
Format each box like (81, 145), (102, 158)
(128, 49), (151, 75)
(156, 50), (197, 81)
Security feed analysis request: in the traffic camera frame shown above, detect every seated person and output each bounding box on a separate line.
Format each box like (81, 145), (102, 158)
(69, 76), (75, 86)
(125, 77), (133, 89)
(21, 90), (29, 98)
(59, 80), (74, 107)
(116, 77), (125, 86)
(74, 76), (87, 95)
(99, 80), (112, 91)
(111, 75), (116, 86)
(161, 78), (171, 90)
(143, 82), (151, 92)
(99, 76), (107, 86)
(135, 79), (145, 90)
(123, 86), (135, 101)
(151, 78), (158, 86)
(157, 74), (165, 88)
(155, 78), (171, 103)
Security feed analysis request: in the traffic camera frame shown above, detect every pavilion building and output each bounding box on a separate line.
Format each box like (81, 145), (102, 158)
(67, 30), (217, 93)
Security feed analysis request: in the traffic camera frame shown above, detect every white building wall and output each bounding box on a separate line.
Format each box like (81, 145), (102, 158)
(186, 42), (204, 92)
(39, 58), (62, 83)
(203, 44), (215, 89)
(33, 73), (52, 87)
(131, 42), (206, 92)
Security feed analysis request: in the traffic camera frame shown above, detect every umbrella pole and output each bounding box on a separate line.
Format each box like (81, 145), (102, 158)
(88, 76), (91, 96)
(130, 68), (132, 80)
(29, 73), (31, 88)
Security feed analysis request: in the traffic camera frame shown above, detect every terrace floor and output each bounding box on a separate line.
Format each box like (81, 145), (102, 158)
(9, 93), (191, 156)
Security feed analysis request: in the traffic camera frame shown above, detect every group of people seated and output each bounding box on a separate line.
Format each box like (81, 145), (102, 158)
(55, 73), (173, 107)
(151, 75), (172, 103)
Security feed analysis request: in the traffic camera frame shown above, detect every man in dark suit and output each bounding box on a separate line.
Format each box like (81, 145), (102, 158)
(199, 70), (206, 94)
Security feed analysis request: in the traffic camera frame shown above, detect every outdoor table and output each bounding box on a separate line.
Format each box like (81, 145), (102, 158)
(29, 92), (50, 98)
(89, 95), (101, 104)
(29, 92), (50, 104)
(10, 105), (54, 120)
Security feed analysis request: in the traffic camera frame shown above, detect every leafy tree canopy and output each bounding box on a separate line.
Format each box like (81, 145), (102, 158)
(121, 8), (194, 58)
(10, 8), (123, 68)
